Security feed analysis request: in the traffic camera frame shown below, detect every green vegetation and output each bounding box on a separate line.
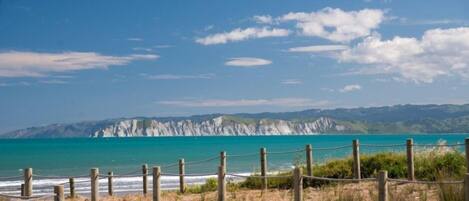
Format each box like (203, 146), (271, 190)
(187, 147), (466, 200)
(185, 178), (218, 194)
(238, 147), (466, 188)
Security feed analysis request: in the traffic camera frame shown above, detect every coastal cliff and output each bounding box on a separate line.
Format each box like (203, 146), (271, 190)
(93, 116), (343, 137)
(3, 104), (469, 138)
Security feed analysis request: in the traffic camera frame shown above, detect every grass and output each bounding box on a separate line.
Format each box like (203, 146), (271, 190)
(98, 144), (465, 201)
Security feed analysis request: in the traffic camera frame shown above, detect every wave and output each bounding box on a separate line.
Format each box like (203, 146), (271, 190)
(0, 173), (250, 196)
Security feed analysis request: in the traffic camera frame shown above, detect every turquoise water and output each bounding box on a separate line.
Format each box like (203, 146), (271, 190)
(0, 134), (468, 194)
(0, 134), (468, 176)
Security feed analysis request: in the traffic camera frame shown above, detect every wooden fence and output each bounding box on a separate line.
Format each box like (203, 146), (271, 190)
(0, 138), (469, 201)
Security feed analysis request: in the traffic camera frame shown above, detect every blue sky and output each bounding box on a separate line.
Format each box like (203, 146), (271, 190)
(1, 0), (469, 133)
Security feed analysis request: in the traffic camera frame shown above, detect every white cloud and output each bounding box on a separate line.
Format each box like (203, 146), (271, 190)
(253, 15), (274, 24)
(204, 25), (214, 31)
(39, 79), (68, 85)
(338, 27), (469, 83)
(158, 98), (329, 107)
(142, 73), (215, 80)
(132, 47), (153, 52)
(225, 57), (272, 67)
(196, 27), (290, 45)
(278, 8), (385, 42)
(154, 45), (173, 48)
(0, 81), (31, 87)
(339, 84), (362, 93)
(0, 51), (158, 77)
(288, 45), (348, 53)
(281, 79), (302, 85)
(127, 38), (143, 41)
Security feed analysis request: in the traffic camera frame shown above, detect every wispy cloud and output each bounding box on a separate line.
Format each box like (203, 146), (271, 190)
(141, 73), (215, 80)
(132, 47), (154, 52)
(281, 79), (302, 85)
(154, 45), (173, 49)
(0, 51), (158, 77)
(396, 18), (468, 26)
(288, 45), (348, 53)
(196, 27), (290, 45)
(127, 37), (143, 42)
(0, 81), (31, 87)
(39, 79), (68, 85)
(339, 84), (362, 93)
(225, 57), (272, 67)
(253, 15), (274, 24)
(158, 98), (329, 107)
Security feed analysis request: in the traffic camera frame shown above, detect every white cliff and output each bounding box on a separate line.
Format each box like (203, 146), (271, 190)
(92, 116), (343, 137)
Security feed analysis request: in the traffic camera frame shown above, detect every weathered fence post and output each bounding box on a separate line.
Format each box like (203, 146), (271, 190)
(260, 147), (268, 190)
(142, 164), (148, 196)
(465, 173), (469, 201)
(306, 144), (313, 176)
(378, 170), (388, 201)
(153, 166), (161, 201)
(23, 168), (32, 196)
(54, 185), (64, 201)
(179, 159), (185, 193)
(465, 138), (469, 174)
(108, 171), (113, 196)
(69, 178), (75, 198)
(352, 139), (361, 181)
(217, 165), (226, 201)
(91, 168), (99, 201)
(406, 139), (415, 181)
(293, 167), (303, 201)
(220, 151), (226, 171)
(20, 184), (24, 196)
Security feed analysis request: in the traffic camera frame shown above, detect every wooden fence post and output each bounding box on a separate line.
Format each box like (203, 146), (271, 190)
(306, 144), (313, 176)
(69, 178), (75, 198)
(378, 170), (388, 201)
(352, 140), (361, 181)
(142, 164), (148, 196)
(153, 166), (161, 201)
(23, 168), (32, 197)
(91, 168), (99, 201)
(217, 166), (226, 201)
(406, 139), (415, 181)
(220, 151), (226, 171)
(260, 147), (268, 190)
(108, 171), (113, 196)
(465, 138), (469, 174)
(179, 159), (185, 193)
(20, 184), (24, 196)
(54, 185), (64, 201)
(465, 173), (469, 201)
(53, 185), (64, 201)
(293, 167), (303, 201)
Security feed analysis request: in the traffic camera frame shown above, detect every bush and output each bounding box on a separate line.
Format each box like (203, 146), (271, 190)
(238, 148), (466, 189)
(186, 178), (218, 193)
(239, 172), (292, 189)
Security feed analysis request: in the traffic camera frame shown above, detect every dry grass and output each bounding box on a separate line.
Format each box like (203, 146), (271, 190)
(57, 181), (447, 201)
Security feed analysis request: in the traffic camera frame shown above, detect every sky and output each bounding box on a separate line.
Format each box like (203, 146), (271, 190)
(0, 0), (469, 133)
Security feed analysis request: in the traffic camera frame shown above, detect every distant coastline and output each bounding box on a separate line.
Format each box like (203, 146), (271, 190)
(2, 103), (469, 138)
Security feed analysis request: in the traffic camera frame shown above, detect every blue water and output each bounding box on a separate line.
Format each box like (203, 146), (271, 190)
(0, 134), (467, 195)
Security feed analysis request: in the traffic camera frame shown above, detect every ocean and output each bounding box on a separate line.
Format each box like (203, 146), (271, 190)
(0, 134), (468, 196)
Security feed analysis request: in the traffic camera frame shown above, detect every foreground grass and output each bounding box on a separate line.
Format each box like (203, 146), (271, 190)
(9, 145), (464, 201)
(181, 145), (466, 201)
(241, 145), (465, 189)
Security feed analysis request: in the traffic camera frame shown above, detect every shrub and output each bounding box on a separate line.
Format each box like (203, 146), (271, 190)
(238, 148), (466, 189)
(186, 178), (218, 193)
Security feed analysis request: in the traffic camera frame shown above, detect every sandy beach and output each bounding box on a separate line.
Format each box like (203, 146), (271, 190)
(52, 181), (443, 201)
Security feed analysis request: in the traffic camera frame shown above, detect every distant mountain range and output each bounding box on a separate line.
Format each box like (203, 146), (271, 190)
(2, 104), (469, 138)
